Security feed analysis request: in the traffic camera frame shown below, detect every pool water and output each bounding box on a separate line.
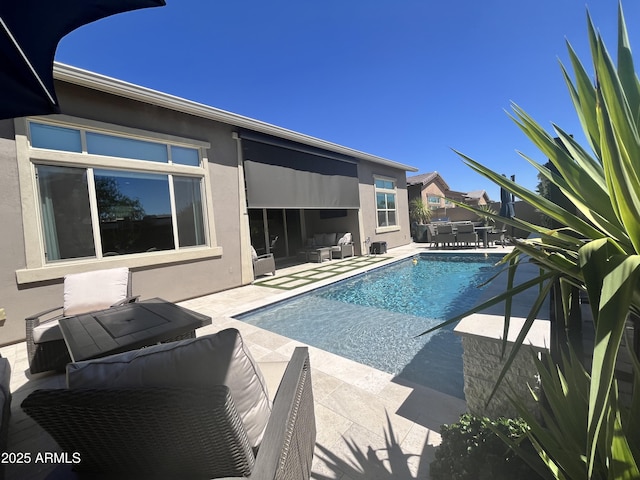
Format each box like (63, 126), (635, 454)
(236, 253), (500, 398)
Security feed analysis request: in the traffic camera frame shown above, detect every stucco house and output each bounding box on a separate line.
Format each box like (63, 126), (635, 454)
(446, 189), (490, 207)
(407, 171), (452, 210)
(407, 172), (490, 210)
(0, 63), (417, 345)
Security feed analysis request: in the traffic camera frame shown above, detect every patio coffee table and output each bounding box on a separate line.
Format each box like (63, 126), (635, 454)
(59, 298), (212, 362)
(307, 247), (331, 263)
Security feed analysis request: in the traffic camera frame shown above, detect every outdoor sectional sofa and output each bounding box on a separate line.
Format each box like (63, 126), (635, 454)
(21, 328), (315, 479)
(311, 232), (354, 259)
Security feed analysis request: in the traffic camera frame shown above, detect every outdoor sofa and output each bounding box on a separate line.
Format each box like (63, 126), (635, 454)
(310, 232), (354, 259)
(21, 328), (316, 479)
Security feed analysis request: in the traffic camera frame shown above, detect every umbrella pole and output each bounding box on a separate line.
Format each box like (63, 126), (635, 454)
(0, 17), (56, 105)
(510, 175), (516, 239)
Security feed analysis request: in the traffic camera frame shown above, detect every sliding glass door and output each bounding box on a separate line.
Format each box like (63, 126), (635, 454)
(248, 209), (303, 259)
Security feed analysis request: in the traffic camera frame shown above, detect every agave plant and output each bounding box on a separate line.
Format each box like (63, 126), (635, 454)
(409, 197), (432, 224)
(422, 3), (640, 478)
(477, 204), (497, 226)
(493, 345), (639, 479)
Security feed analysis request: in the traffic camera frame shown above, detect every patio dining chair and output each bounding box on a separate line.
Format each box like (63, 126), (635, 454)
(487, 229), (507, 246)
(455, 223), (478, 247)
(22, 329), (316, 479)
(25, 267), (137, 374)
(431, 223), (456, 248)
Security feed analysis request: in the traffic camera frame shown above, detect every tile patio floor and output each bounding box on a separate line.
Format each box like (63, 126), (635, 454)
(1, 242), (514, 479)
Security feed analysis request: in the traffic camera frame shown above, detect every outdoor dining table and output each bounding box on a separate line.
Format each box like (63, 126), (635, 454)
(58, 297), (212, 362)
(473, 225), (494, 248)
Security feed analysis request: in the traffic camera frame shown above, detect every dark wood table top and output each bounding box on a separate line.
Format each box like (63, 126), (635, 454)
(59, 298), (212, 362)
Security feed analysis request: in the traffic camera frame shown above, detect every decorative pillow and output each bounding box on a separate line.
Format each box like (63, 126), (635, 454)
(66, 328), (271, 448)
(337, 233), (352, 245)
(313, 233), (324, 246)
(63, 267), (129, 316)
(251, 246), (258, 260)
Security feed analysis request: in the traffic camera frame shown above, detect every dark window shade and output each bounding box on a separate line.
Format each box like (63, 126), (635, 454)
(243, 140), (360, 209)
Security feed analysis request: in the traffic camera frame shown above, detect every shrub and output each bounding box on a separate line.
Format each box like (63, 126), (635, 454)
(430, 413), (540, 480)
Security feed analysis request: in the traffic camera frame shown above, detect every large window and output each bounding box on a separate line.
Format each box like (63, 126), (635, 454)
(375, 177), (397, 228)
(28, 120), (209, 264)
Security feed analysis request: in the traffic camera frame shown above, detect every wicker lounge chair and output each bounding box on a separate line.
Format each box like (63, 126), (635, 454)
(252, 247), (276, 278)
(25, 267), (137, 374)
(22, 345), (315, 479)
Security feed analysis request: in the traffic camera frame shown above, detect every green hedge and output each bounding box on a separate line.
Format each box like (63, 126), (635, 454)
(430, 413), (541, 480)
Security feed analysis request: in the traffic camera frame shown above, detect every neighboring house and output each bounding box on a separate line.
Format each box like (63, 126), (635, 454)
(464, 189), (490, 206)
(0, 63), (418, 345)
(407, 172), (490, 210)
(407, 171), (452, 210)
(446, 189), (490, 207)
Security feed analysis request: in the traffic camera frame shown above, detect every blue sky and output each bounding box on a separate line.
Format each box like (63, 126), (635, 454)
(55, 1), (640, 201)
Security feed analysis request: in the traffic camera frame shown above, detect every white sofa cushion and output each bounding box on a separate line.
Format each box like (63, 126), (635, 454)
(63, 267), (130, 316)
(66, 328), (271, 448)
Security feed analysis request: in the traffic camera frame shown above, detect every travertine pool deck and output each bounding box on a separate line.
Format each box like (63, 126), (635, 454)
(1, 243), (513, 479)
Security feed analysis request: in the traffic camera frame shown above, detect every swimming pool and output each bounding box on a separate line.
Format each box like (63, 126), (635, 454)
(236, 253), (501, 398)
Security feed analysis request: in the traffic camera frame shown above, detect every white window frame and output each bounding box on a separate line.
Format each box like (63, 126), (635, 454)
(374, 175), (399, 233)
(14, 115), (221, 284)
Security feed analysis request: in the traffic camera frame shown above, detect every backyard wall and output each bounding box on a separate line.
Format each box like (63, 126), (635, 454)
(429, 200), (540, 239)
(454, 314), (550, 419)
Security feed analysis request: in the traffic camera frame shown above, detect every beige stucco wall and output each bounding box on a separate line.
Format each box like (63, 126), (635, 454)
(0, 83), (248, 345)
(422, 182), (448, 209)
(358, 161), (411, 252)
(0, 119), (27, 345)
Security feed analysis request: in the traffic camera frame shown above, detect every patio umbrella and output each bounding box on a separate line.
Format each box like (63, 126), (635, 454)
(0, 0), (166, 120)
(499, 185), (515, 219)
(498, 180), (516, 241)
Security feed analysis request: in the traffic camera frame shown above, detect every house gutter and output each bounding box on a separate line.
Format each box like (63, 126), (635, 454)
(53, 63), (418, 173)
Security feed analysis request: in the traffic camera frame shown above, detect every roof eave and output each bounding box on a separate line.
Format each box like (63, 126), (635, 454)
(53, 62), (418, 172)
